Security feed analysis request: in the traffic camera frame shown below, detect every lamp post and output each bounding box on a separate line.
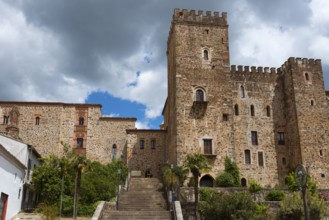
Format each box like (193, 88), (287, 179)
(116, 168), (121, 209)
(295, 164), (309, 220)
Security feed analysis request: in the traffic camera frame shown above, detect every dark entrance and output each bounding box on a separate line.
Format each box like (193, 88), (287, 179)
(200, 175), (214, 187)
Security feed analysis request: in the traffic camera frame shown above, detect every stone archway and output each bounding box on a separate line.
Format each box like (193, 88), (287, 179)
(200, 175), (214, 187)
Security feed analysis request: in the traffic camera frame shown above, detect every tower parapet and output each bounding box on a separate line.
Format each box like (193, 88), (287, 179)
(172, 9), (228, 26)
(230, 65), (279, 81)
(281, 57), (322, 69)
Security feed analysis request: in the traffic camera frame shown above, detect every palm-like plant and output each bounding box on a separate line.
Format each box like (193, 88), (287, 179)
(184, 153), (211, 219)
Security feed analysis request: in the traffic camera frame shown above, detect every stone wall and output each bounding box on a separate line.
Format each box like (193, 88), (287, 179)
(126, 129), (166, 178)
(0, 102), (136, 164)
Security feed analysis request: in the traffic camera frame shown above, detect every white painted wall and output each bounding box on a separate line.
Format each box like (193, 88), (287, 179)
(0, 135), (28, 165)
(0, 150), (25, 220)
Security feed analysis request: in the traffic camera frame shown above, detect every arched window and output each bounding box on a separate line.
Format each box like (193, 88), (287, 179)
(196, 89), (205, 101)
(112, 144), (117, 159)
(245, 150), (251, 165)
(35, 117), (40, 125)
(200, 175), (214, 187)
(240, 85), (245, 98)
(203, 50), (209, 60)
(241, 178), (247, 187)
(310, 100), (314, 106)
(250, 105), (255, 116)
(234, 104), (239, 116)
(79, 117), (84, 125)
(266, 106), (271, 117)
(305, 72), (309, 81)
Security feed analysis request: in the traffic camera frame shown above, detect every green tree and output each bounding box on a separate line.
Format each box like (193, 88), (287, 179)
(248, 179), (263, 201)
(184, 153), (211, 220)
(32, 146), (128, 217)
(216, 157), (241, 187)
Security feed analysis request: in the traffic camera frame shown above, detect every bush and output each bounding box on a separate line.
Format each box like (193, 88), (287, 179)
(35, 202), (59, 220)
(199, 188), (265, 220)
(265, 189), (285, 201)
(278, 191), (328, 220)
(216, 172), (236, 187)
(278, 192), (303, 220)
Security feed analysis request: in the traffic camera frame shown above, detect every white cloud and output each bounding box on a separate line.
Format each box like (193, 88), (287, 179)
(135, 121), (151, 129)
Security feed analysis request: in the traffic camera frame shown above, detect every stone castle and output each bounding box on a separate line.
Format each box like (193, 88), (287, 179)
(1, 9), (328, 188)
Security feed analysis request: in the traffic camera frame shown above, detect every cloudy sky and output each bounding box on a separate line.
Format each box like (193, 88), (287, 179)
(1, 0), (328, 128)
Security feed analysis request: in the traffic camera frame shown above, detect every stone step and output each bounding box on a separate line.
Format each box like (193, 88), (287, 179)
(103, 211), (171, 220)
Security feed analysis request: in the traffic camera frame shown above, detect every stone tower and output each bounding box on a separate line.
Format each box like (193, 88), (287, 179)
(164, 9), (230, 164)
(280, 58), (329, 188)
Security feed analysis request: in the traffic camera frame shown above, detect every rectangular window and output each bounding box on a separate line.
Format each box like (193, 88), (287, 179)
(245, 150), (251, 165)
(151, 139), (156, 149)
(258, 152), (264, 167)
(77, 138), (83, 148)
(140, 139), (145, 149)
(277, 132), (285, 145)
(203, 139), (212, 154)
(3, 116), (9, 125)
(223, 114), (228, 121)
(251, 131), (258, 145)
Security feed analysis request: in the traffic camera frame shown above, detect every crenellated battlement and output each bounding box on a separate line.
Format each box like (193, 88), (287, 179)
(281, 57), (322, 69)
(172, 8), (228, 26)
(230, 65), (281, 77)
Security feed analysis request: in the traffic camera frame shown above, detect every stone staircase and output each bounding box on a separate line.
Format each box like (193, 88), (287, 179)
(102, 178), (172, 220)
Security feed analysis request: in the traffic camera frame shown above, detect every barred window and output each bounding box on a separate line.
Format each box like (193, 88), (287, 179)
(277, 132), (285, 145)
(251, 131), (258, 145)
(140, 139), (145, 149)
(245, 150), (251, 165)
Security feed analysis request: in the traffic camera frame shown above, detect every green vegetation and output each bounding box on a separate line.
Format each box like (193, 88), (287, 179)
(199, 188), (267, 220)
(32, 143), (127, 217)
(248, 179), (263, 201)
(184, 153), (211, 219)
(215, 157), (240, 187)
(285, 171), (317, 195)
(278, 191), (328, 220)
(279, 171), (328, 219)
(265, 189), (285, 201)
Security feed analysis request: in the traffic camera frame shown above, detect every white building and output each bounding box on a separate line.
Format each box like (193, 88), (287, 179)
(0, 144), (26, 220)
(0, 135), (41, 219)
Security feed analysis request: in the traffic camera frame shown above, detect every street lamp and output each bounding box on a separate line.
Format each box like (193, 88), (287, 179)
(295, 164), (309, 220)
(116, 168), (121, 209)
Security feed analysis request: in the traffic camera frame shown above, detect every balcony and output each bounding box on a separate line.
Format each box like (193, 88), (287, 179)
(73, 147), (86, 155)
(190, 101), (208, 119)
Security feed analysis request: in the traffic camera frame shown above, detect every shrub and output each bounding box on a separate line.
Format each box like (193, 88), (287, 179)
(278, 191), (328, 219)
(248, 179), (263, 201)
(216, 172), (235, 187)
(265, 189), (285, 201)
(278, 192), (303, 220)
(215, 157), (241, 187)
(35, 202), (59, 220)
(199, 188), (265, 220)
